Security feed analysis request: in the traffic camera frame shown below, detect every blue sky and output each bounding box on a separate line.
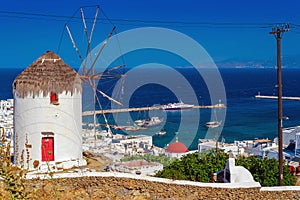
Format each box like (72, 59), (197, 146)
(1, 0), (300, 68)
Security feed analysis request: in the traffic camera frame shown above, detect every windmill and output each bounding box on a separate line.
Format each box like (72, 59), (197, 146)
(65, 6), (125, 145)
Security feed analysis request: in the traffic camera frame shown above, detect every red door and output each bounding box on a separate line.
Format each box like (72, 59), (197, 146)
(41, 137), (54, 161)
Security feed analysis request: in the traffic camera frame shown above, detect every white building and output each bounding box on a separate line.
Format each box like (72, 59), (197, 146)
(112, 159), (163, 176)
(198, 139), (239, 157)
(295, 132), (300, 157)
(13, 51), (86, 170)
(0, 99), (14, 138)
(112, 134), (153, 155)
(267, 126), (300, 161)
(281, 126), (300, 147)
(0, 99), (15, 155)
(0, 99), (14, 116)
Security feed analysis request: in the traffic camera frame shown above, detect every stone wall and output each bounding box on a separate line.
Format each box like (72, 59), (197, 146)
(1, 176), (300, 199)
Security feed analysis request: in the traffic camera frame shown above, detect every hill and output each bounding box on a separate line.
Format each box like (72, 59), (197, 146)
(216, 54), (300, 69)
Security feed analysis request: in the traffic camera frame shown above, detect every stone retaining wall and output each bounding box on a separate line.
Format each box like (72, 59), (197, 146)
(1, 173), (300, 199)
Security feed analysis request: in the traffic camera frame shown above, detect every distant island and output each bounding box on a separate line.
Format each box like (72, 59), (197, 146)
(216, 54), (300, 69)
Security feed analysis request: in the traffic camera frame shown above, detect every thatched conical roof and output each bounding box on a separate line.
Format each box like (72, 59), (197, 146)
(13, 51), (82, 98)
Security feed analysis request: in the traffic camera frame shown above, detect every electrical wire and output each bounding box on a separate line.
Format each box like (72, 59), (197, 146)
(290, 23), (300, 27)
(57, 8), (81, 53)
(0, 9), (282, 29)
(290, 30), (300, 35)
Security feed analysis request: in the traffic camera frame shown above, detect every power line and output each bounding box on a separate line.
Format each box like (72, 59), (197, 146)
(57, 7), (80, 53)
(290, 23), (300, 27)
(0, 9), (279, 28)
(290, 30), (300, 35)
(0, 13), (77, 23)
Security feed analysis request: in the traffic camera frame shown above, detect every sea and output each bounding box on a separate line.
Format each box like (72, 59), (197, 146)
(3, 67), (300, 150)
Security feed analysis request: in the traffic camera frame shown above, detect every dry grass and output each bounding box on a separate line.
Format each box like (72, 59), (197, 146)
(0, 137), (29, 199)
(295, 176), (300, 186)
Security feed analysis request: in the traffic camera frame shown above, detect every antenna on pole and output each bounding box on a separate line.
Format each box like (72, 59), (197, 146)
(269, 23), (289, 186)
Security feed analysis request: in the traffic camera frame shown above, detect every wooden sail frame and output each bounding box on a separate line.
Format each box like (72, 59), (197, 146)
(65, 6), (125, 144)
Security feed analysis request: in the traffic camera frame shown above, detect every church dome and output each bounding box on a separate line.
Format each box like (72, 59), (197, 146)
(165, 141), (189, 153)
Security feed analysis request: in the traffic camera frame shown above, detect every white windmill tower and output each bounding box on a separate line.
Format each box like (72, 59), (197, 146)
(13, 50), (86, 170)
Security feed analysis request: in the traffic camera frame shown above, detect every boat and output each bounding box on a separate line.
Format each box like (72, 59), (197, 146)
(206, 121), (221, 128)
(124, 126), (147, 132)
(156, 130), (166, 136)
(111, 125), (128, 130)
(163, 100), (194, 111)
(206, 107), (221, 128)
(140, 117), (163, 127)
(134, 119), (146, 126)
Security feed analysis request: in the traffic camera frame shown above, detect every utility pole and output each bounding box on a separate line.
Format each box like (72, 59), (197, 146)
(215, 132), (219, 151)
(269, 24), (289, 186)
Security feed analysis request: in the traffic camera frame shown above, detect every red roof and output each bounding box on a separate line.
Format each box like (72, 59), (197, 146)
(165, 141), (189, 153)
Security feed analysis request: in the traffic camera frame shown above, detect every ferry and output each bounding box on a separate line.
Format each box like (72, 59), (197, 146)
(163, 100), (194, 111)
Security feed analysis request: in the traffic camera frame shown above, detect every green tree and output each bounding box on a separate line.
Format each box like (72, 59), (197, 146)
(155, 150), (228, 182)
(236, 155), (296, 186)
(155, 151), (296, 186)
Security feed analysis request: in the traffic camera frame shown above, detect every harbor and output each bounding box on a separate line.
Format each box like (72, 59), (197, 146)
(255, 94), (300, 101)
(82, 103), (226, 116)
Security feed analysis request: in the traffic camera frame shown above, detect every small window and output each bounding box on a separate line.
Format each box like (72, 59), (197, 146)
(50, 92), (59, 105)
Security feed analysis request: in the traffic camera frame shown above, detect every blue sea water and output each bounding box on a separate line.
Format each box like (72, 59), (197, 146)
(0, 68), (23, 100)
(3, 67), (300, 150)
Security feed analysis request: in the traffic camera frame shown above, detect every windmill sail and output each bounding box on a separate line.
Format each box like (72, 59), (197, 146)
(66, 6), (125, 144)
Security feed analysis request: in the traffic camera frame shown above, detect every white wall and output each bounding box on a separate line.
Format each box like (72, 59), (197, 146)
(165, 152), (187, 159)
(14, 90), (82, 169)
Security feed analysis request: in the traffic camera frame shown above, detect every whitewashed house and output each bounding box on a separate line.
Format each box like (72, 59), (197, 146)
(198, 139), (239, 157)
(13, 51), (86, 170)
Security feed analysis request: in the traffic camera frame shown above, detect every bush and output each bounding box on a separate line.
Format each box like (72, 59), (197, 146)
(155, 150), (228, 182)
(236, 155), (296, 186)
(155, 150), (296, 186)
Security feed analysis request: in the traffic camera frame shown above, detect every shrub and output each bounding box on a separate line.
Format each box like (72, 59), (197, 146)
(155, 150), (228, 182)
(236, 155), (296, 186)
(155, 150), (296, 186)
